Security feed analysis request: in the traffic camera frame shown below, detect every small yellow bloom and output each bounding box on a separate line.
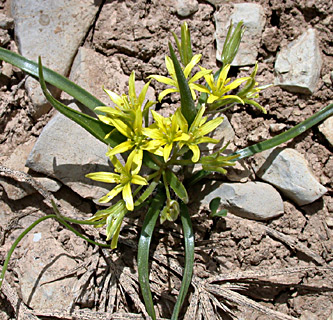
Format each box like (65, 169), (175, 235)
(143, 110), (190, 162)
(199, 64), (250, 105)
(86, 152), (148, 211)
(148, 54), (211, 102)
(175, 106), (224, 162)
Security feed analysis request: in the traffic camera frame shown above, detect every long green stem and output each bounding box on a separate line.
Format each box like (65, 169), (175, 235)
(171, 202), (194, 320)
(233, 103), (333, 160)
(137, 189), (166, 320)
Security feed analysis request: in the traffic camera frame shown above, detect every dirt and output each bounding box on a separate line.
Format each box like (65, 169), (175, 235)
(0, 0), (332, 319)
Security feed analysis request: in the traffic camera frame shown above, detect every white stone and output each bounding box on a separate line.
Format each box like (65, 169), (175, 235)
(11, 0), (101, 117)
(253, 148), (327, 206)
(215, 3), (266, 66)
(201, 181), (284, 221)
(318, 116), (333, 146)
(176, 0), (199, 17)
(274, 28), (322, 94)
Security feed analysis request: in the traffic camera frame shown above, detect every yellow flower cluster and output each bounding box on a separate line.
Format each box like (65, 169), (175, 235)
(86, 54), (266, 213)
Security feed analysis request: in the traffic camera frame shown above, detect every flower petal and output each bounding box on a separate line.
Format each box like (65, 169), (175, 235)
(131, 174), (148, 185)
(104, 89), (124, 108)
(199, 117), (224, 136)
(99, 184), (123, 203)
(183, 54), (201, 79)
(122, 183), (134, 211)
(148, 75), (176, 86)
(85, 172), (120, 184)
(107, 140), (134, 156)
(188, 144), (200, 162)
(128, 71), (136, 102)
(163, 143), (173, 162)
(158, 88), (178, 102)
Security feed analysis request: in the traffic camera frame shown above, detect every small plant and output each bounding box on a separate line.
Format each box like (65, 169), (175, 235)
(0, 22), (332, 319)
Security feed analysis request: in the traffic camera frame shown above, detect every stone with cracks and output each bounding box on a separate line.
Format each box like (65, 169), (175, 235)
(215, 3), (266, 66)
(274, 28), (322, 94)
(201, 181), (284, 221)
(11, 0), (102, 118)
(252, 148), (327, 206)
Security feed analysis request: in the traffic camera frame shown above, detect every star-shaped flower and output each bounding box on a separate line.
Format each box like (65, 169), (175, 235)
(199, 64), (250, 105)
(175, 106), (224, 162)
(148, 54), (211, 102)
(142, 110), (190, 162)
(86, 152), (148, 211)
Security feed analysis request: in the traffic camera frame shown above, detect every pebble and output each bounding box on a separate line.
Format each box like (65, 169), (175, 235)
(11, 0), (101, 118)
(252, 148), (327, 206)
(318, 116), (333, 146)
(269, 123), (288, 133)
(202, 181), (284, 221)
(215, 3), (266, 66)
(274, 28), (322, 94)
(176, 0), (199, 17)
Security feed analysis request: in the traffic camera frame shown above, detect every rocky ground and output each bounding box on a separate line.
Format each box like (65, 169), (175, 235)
(0, 0), (332, 319)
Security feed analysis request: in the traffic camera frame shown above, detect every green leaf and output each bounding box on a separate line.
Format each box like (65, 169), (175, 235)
(232, 103), (333, 160)
(38, 58), (125, 147)
(169, 43), (197, 125)
(134, 180), (159, 206)
(165, 169), (189, 204)
(138, 189), (166, 320)
(0, 47), (105, 114)
(171, 202), (194, 320)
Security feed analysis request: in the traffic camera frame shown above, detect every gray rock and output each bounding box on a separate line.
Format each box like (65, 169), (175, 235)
(0, 140), (61, 200)
(176, 0), (199, 17)
(0, 13), (14, 30)
(16, 218), (79, 310)
(215, 3), (266, 66)
(11, 0), (102, 117)
(202, 181), (284, 220)
(253, 148), (327, 206)
(26, 110), (112, 200)
(318, 116), (333, 146)
(201, 114), (235, 154)
(274, 28), (322, 94)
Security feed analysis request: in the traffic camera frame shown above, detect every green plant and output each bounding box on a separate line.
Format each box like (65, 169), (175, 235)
(0, 21), (332, 319)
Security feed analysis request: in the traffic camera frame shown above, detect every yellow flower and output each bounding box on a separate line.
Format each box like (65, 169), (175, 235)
(142, 110), (190, 162)
(237, 63), (270, 114)
(104, 106), (164, 169)
(96, 71), (155, 120)
(175, 106), (224, 162)
(148, 54), (211, 102)
(85, 152), (148, 211)
(199, 64), (250, 105)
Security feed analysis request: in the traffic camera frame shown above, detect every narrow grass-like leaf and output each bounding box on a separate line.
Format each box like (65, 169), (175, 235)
(232, 103), (333, 160)
(38, 58), (124, 147)
(165, 169), (189, 204)
(138, 189), (166, 320)
(169, 43), (197, 125)
(0, 47), (105, 113)
(171, 202), (194, 320)
(135, 180), (159, 206)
